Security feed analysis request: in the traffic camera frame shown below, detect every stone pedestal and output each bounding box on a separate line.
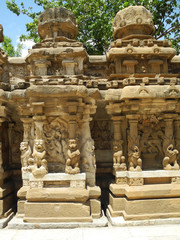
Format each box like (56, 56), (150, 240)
(23, 173), (101, 223)
(108, 170), (180, 222)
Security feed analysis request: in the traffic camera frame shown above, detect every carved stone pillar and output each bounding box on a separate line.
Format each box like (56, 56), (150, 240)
(163, 114), (176, 150)
(148, 59), (163, 74)
(127, 115), (139, 149)
(80, 114), (96, 186)
(21, 118), (32, 142)
(123, 60), (138, 74)
(174, 117), (180, 151)
(65, 103), (81, 175)
(68, 103), (78, 139)
(20, 117), (33, 187)
(31, 115), (48, 179)
(163, 114), (179, 170)
(62, 59), (77, 75)
(68, 119), (77, 139)
(112, 116), (126, 173)
(33, 115), (46, 140)
(34, 60), (51, 76)
(127, 115), (142, 172)
(112, 116), (122, 143)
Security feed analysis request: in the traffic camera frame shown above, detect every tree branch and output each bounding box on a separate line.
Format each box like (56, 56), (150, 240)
(156, 24), (180, 39)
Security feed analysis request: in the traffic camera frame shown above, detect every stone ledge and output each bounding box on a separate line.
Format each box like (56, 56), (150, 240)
(110, 183), (180, 199)
(116, 170), (180, 178)
(106, 208), (180, 227)
(26, 188), (89, 202)
(29, 173), (86, 181)
(8, 211), (108, 229)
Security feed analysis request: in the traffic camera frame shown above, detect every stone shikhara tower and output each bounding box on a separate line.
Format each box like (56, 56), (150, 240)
(0, 6), (180, 227)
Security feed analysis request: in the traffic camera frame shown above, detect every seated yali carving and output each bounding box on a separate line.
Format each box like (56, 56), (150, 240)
(65, 139), (80, 174)
(163, 144), (179, 170)
(113, 144), (126, 171)
(31, 139), (48, 178)
(128, 146), (142, 171)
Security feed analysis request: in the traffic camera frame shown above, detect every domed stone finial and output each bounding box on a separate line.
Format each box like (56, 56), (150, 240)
(38, 7), (78, 40)
(113, 6), (155, 39)
(0, 24), (4, 43)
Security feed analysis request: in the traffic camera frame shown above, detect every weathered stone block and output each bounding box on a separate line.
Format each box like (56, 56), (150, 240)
(24, 202), (92, 222)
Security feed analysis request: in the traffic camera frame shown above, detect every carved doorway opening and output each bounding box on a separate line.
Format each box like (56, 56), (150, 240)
(90, 103), (114, 211)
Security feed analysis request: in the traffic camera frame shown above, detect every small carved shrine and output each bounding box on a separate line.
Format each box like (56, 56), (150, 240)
(0, 6), (180, 227)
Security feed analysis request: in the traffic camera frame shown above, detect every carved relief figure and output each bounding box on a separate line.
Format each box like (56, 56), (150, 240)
(113, 145), (127, 171)
(81, 138), (96, 171)
(128, 146), (142, 171)
(32, 139), (48, 177)
(20, 141), (32, 172)
(163, 144), (179, 170)
(44, 117), (68, 172)
(138, 115), (165, 169)
(90, 121), (113, 150)
(65, 139), (80, 174)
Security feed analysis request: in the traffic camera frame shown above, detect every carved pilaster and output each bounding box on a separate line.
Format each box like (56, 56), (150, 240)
(80, 109), (96, 186)
(112, 116), (126, 172)
(20, 118), (33, 186)
(62, 59), (77, 75)
(127, 115), (140, 151)
(112, 116), (123, 142)
(30, 115), (48, 178)
(174, 117), (180, 153)
(65, 103), (81, 175)
(33, 115), (46, 140)
(34, 60), (51, 76)
(163, 114), (177, 151)
(21, 118), (32, 142)
(127, 115), (142, 171)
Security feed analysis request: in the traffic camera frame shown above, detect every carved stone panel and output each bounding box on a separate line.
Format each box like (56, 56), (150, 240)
(138, 115), (165, 170)
(44, 117), (68, 173)
(90, 120), (113, 150)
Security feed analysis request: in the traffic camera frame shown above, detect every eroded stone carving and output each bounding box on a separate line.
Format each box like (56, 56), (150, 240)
(81, 138), (96, 171)
(116, 177), (127, 184)
(90, 120), (113, 150)
(20, 141), (32, 172)
(128, 177), (144, 186)
(44, 117), (68, 172)
(65, 139), (80, 174)
(128, 146), (142, 171)
(113, 145), (126, 171)
(32, 139), (48, 178)
(163, 144), (179, 170)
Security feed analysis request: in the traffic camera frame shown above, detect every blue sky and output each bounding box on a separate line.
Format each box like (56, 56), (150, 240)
(0, 0), (43, 46)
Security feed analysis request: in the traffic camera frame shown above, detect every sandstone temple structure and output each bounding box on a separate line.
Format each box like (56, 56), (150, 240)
(0, 6), (180, 228)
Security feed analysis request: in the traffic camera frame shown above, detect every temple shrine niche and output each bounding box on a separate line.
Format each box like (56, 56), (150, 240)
(0, 5), (179, 228)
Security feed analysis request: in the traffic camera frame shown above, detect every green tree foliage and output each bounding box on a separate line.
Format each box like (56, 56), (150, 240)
(6, 0), (180, 54)
(0, 36), (23, 57)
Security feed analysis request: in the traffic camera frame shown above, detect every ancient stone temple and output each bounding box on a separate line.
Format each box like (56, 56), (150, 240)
(0, 5), (180, 228)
